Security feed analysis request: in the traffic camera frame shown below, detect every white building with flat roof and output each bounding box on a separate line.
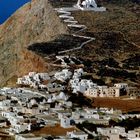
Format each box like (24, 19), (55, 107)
(15, 134), (43, 140)
(54, 69), (72, 82)
(114, 83), (128, 89)
(127, 130), (140, 139)
(9, 123), (31, 134)
(67, 131), (88, 140)
(70, 79), (97, 94)
(84, 86), (120, 98)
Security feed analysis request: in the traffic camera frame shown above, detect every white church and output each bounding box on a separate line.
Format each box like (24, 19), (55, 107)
(75, 0), (106, 11)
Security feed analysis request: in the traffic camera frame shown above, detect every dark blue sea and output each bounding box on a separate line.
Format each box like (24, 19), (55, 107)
(0, 0), (30, 24)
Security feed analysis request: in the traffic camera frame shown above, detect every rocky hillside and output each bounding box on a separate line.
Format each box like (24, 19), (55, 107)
(70, 1), (140, 86)
(0, 0), (139, 87)
(45, 0), (140, 87)
(0, 0), (67, 86)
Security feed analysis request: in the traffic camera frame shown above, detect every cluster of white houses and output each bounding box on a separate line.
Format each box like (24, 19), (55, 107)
(17, 72), (50, 89)
(0, 87), (114, 139)
(56, 55), (82, 66)
(0, 68), (139, 140)
(1, 88), (140, 140)
(85, 83), (140, 98)
(68, 68), (139, 98)
(97, 126), (140, 140)
(84, 84), (122, 98)
(16, 68), (140, 98)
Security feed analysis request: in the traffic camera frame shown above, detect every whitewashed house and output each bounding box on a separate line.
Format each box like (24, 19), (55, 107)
(84, 87), (98, 97)
(73, 68), (84, 79)
(56, 55), (68, 66)
(15, 134), (43, 140)
(2, 112), (16, 120)
(114, 83), (128, 89)
(97, 126), (126, 137)
(76, 0), (97, 9)
(13, 106), (23, 113)
(84, 86), (120, 98)
(85, 113), (99, 119)
(97, 127), (112, 137)
(64, 101), (73, 108)
(17, 75), (33, 86)
(9, 123), (31, 134)
(37, 73), (50, 81)
(47, 83), (65, 93)
(60, 116), (71, 128)
(67, 131), (88, 140)
(70, 79), (96, 94)
(22, 107), (40, 115)
(0, 87), (12, 94)
(38, 84), (47, 90)
(109, 133), (120, 140)
(127, 130), (140, 139)
(0, 121), (7, 128)
(28, 72), (36, 77)
(17, 78), (24, 85)
(113, 126), (126, 135)
(56, 110), (71, 120)
(69, 78), (79, 88)
(56, 92), (68, 101)
(54, 69), (72, 82)
(0, 87), (18, 95)
(128, 138), (140, 140)
(106, 129), (140, 140)
(108, 87), (120, 97)
(97, 86), (109, 97)
(2, 112), (26, 125)
(75, 0), (106, 11)
(84, 108), (98, 114)
(0, 100), (11, 110)
(17, 72), (50, 88)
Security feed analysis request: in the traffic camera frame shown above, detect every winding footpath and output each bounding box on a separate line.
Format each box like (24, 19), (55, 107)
(55, 7), (95, 54)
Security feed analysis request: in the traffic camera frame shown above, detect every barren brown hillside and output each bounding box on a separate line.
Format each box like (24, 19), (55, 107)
(0, 0), (139, 87)
(73, 2), (140, 46)
(92, 97), (140, 113)
(27, 0), (140, 87)
(66, 0), (140, 86)
(0, 0), (67, 86)
(33, 124), (78, 136)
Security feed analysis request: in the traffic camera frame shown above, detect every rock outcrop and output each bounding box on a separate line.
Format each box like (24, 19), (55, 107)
(0, 0), (67, 86)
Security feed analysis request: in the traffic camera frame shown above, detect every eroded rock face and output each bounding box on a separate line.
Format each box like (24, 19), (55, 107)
(0, 0), (67, 86)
